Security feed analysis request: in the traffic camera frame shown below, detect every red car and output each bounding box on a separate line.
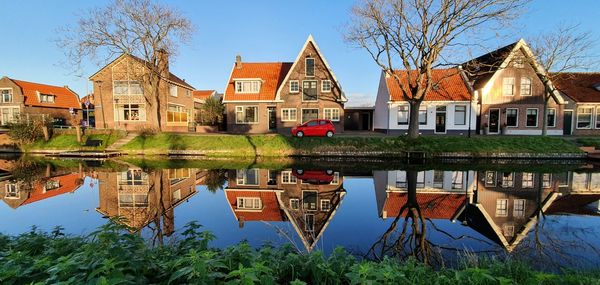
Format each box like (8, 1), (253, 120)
(292, 169), (335, 184)
(291, 119), (336, 137)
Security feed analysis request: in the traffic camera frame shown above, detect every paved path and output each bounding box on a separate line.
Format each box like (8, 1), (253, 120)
(106, 133), (137, 151)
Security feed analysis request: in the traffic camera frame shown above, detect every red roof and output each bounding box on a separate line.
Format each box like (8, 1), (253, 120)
(21, 173), (83, 206)
(11, 79), (81, 109)
(193, 90), (215, 101)
(383, 192), (466, 219)
(225, 190), (283, 221)
(223, 62), (292, 101)
(386, 68), (471, 101)
(546, 194), (600, 216)
(551, 72), (600, 103)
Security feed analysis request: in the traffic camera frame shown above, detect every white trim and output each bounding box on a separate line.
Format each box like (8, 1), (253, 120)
(434, 106), (447, 134)
(289, 80), (299, 93)
(397, 104), (409, 125)
(520, 77), (532, 96)
(281, 108), (298, 122)
(454, 104), (467, 126)
(289, 198), (300, 210)
(301, 80), (318, 102)
(323, 108), (340, 122)
(321, 80), (332, 93)
(525, 108), (538, 128)
(546, 108), (556, 128)
(0, 88), (13, 103)
(300, 108), (319, 124)
(320, 199), (331, 211)
(305, 57), (315, 77)
(505, 108), (519, 127)
(235, 105), (259, 124)
(596, 106), (600, 129)
(576, 106), (593, 129)
(236, 197), (262, 210)
(488, 108), (501, 134)
(234, 80), (261, 94)
(502, 77), (515, 96)
(301, 190), (318, 211)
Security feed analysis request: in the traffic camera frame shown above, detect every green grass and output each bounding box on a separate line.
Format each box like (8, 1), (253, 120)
(119, 134), (583, 157)
(24, 131), (125, 151)
(577, 137), (600, 148)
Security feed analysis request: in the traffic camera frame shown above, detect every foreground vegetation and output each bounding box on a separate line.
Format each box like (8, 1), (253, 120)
(1, 222), (598, 284)
(119, 133), (582, 157)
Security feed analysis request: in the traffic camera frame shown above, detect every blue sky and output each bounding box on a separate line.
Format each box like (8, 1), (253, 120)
(0, 0), (598, 106)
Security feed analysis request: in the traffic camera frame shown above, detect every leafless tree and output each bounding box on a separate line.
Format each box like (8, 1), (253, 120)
(346, 0), (528, 138)
(528, 24), (596, 135)
(58, 0), (194, 129)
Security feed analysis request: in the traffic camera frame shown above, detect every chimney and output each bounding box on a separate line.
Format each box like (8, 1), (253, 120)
(238, 216), (245, 228)
(235, 55), (242, 69)
(156, 49), (169, 78)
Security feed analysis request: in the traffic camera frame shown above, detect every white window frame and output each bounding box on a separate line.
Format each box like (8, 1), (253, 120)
(320, 199), (331, 211)
(282, 171), (297, 184)
(496, 199), (508, 217)
(547, 108), (556, 127)
(235, 106), (259, 124)
(169, 84), (178, 97)
(520, 77), (532, 96)
(115, 103), (147, 122)
(321, 80), (332, 93)
(323, 108), (340, 122)
(501, 172), (514, 188)
(525, 108), (538, 128)
(289, 80), (300, 93)
(305, 214), (315, 231)
(514, 199), (526, 218)
(542, 173), (552, 188)
(113, 80), (143, 96)
(505, 108), (518, 127)
(40, 94), (55, 103)
(522, 172), (534, 188)
(236, 169), (259, 186)
(290, 198), (300, 210)
(513, 57), (524, 68)
(0, 88), (13, 103)
(330, 172), (340, 185)
(5, 183), (18, 199)
(281, 108), (297, 122)
(596, 107), (600, 129)
(418, 106), (427, 125)
(397, 105), (409, 125)
(454, 105), (467, 125)
(237, 197), (262, 210)
(576, 106), (593, 129)
(305, 58), (315, 77)
(502, 77), (515, 96)
(301, 108), (319, 124)
(452, 171), (464, 189)
(235, 80), (261, 94)
(485, 171), (496, 187)
(302, 80), (318, 102)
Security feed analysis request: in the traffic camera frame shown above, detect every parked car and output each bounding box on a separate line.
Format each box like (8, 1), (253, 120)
(292, 169), (335, 184)
(291, 119), (335, 137)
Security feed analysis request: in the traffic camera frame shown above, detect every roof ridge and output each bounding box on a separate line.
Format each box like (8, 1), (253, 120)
(11, 78), (72, 90)
(551, 71), (600, 74)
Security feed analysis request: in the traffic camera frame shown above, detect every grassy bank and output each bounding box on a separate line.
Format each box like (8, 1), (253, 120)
(1, 222), (598, 284)
(119, 133), (583, 157)
(23, 131), (124, 151)
(577, 137), (600, 148)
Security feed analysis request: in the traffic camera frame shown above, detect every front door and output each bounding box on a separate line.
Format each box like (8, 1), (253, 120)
(488, 109), (500, 134)
(435, 106), (446, 134)
(267, 107), (276, 131)
(563, 110), (573, 135)
(302, 109), (319, 124)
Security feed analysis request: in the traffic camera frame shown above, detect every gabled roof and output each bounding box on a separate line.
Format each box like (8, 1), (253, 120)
(385, 68), (471, 101)
(88, 53), (195, 90)
(7, 78), (81, 109)
(224, 189), (284, 222)
(222, 62), (292, 102)
(546, 194), (600, 216)
(382, 192), (466, 219)
(21, 173), (83, 206)
(551, 72), (600, 103)
(193, 90), (216, 101)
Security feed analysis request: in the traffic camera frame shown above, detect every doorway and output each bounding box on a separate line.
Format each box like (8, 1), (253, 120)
(563, 110), (573, 135)
(435, 106), (446, 134)
(267, 107), (276, 131)
(488, 109), (500, 134)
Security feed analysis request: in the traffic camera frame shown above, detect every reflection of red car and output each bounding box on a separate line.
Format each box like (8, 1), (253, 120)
(291, 119), (335, 138)
(292, 169), (335, 184)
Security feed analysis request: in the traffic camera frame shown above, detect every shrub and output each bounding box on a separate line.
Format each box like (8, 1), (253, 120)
(198, 97), (224, 126)
(6, 119), (52, 145)
(138, 127), (159, 137)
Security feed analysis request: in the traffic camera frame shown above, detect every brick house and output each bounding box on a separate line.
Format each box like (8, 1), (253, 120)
(552, 72), (600, 135)
(0, 76), (82, 126)
(463, 39), (565, 135)
(0, 172), (84, 209)
(193, 89), (219, 123)
(374, 68), (477, 135)
(89, 52), (195, 132)
(223, 35), (347, 134)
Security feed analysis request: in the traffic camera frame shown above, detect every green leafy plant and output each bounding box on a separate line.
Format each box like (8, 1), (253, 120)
(198, 96), (224, 126)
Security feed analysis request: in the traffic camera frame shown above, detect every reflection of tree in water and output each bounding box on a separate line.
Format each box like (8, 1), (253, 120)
(205, 169), (227, 193)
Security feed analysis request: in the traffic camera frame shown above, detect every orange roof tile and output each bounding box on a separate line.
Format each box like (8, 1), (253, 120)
(193, 90), (215, 101)
(383, 193), (466, 219)
(21, 173), (83, 206)
(11, 79), (81, 109)
(223, 62), (292, 102)
(551, 72), (600, 103)
(386, 68), (471, 101)
(225, 190), (283, 221)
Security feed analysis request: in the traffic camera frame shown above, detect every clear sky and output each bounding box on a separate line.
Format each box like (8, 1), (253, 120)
(0, 0), (598, 106)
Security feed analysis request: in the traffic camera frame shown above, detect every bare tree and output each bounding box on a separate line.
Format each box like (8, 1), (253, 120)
(528, 24), (596, 135)
(59, 0), (194, 129)
(346, 0), (528, 138)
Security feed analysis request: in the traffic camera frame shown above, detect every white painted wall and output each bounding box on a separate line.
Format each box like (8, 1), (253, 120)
(386, 101), (477, 132)
(385, 170), (476, 193)
(374, 71), (390, 130)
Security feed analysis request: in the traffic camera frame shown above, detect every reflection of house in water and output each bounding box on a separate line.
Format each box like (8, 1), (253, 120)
(546, 171), (600, 216)
(224, 169), (345, 252)
(373, 170), (475, 220)
(95, 168), (198, 236)
(0, 171), (84, 209)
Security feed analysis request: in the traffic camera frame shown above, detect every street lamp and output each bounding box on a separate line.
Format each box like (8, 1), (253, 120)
(95, 80), (107, 129)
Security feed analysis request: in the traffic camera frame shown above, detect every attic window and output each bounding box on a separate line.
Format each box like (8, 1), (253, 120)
(513, 57), (524, 68)
(305, 58), (315, 77)
(40, 94), (55, 103)
(44, 180), (60, 191)
(235, 80), (261, 94)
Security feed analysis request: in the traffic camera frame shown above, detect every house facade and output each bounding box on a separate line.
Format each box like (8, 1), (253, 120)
(552, 72), (600, 135)
(463, 40), (565, 135)
(223, 35), (347, 134)
(89, 53), (196, 132)
(374, 68), (477, 135)
(0, 76), (82, 126)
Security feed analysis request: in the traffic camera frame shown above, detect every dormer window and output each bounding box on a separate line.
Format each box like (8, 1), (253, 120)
(235, 80), (261, 93)
(305, 58), (315, 77)
(40, 94), (55, 103)
(44, 180), (60, 191)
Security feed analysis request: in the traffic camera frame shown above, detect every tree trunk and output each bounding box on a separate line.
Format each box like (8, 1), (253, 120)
(149, 76), (162, 131)
(541, 82), (551, 136)
(407, 100), (422, 138)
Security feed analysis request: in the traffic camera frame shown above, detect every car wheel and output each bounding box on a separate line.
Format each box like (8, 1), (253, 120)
(326, 131), (334, 138)
(296, 131), (304, 138)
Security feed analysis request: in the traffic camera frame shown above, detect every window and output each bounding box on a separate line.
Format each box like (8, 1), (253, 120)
(577, 107), (593, 129)
(485, 171), (496, 187)
(119, 170), (148, 186)
(290, 198), (300, 210)
(514, 199), (526, 218)
(305, 58), (315, 77)
(520, 77), (532, 96)
(503, 224), (515, 237)
(236, 169), (259, 185)
(116, 104), (146, 121)
(185, 90), (191, 97)
(40, 94), (55, 103)
(1, 108), (20, 124)
(513, 57), (524, 68)
(305, 214), (315, 231)
(454, 105), (466, 125)
(169, 84), (178, 97)
(237, 197), (261, 210)
(44, 180), (60, 191)
(396, 171), (406, 188)
(597, 107), (600, 129)
(235, 81), (261, 93)
(506, 108), (518, 127)
(119, 194), (149, 207)
(321, 80), (332, 92)
(282, 171), (297, 184)
(302, 109), (318, 123)
(324, 108), (340, 122)
(496, 199), (508, 217)
(526, 108), (538, 127)
(501, 172), (514, 188)
(330, 172), (340, 185)
(302, 80), (318, 101)
(289, 80), (299, 93)
(522, 172), (534, 188)
(113, 81), (143, 95)
(416, 171), (425, 188)
(172, 189), (181, 202)
(5, 184), (18, 199)
(235, 106), (258, 124)
(397, 105), (409, 125)
(303, 191), (318, 210)
(503, 77), (515, 96)
(452, 171), (464, 189)
(1, 89), (12, 103)
(547, 108), (556, 127)
(542, 174), (552, 188)
(281, 108), (297, 122)
(169, 168), (190, 185)
(433, 170), (444, 188)
(268, 170), (277, 185)
(418, 106), (427, 125)
(321, 199), (331, 211)
(167, 104), (188, 123)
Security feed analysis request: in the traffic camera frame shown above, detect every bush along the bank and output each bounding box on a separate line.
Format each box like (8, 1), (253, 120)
(1, 222), (599, 284)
